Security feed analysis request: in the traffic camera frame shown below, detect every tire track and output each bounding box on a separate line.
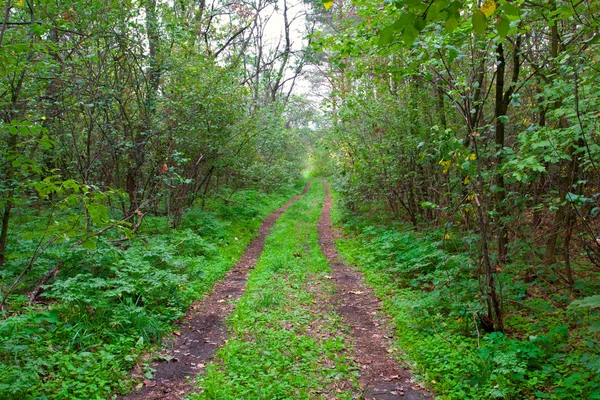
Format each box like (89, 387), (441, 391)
(317, 181), (433, 400)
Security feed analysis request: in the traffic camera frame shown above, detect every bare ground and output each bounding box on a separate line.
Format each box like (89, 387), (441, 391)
(120, 182), (310, 400)
(317, 181), (433, 400)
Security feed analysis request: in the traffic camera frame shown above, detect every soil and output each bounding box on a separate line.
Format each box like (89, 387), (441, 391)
(120, 182), (310, 400)
(317, 181), (433, 400)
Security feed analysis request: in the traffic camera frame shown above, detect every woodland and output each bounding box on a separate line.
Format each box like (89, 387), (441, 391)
(0, 0), (599, 399)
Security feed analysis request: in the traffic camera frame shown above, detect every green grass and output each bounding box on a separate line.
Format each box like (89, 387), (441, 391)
(193, 181), (358, 399)
(0, 182), (304, 400)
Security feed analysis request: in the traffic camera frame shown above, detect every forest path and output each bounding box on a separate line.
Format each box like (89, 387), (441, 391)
(190, 181), (359, 398)
(317, 181), (433, 400)
(121, 182), (311, 400)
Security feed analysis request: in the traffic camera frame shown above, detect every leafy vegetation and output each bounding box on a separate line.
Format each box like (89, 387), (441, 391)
(316, 0), (600, 331)
(0, 0), (315, 397)
(0, 183), (302, 399)
(194, 181), (357, 399)
(332, 193), (600, 399)
(2, 0), (600, 398)
(307, 0), (600, 397)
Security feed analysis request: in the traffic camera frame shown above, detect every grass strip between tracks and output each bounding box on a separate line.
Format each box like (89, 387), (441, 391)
(193, 181), (358, 399)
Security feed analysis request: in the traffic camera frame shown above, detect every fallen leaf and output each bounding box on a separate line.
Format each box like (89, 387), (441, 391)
(173, 331), (181, 336)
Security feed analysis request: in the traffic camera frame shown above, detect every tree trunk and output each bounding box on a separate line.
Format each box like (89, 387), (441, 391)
(495, 42), (509, 264)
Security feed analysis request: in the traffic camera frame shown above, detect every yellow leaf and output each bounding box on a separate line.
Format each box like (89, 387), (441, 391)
(444, 233), (451, 239)
(323, 0), (333, 10)
(481, 0), (496, 17)
(469, 153), (477, 160)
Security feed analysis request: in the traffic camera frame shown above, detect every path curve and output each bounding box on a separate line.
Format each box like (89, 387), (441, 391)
(121, 182), (311, 400)
(317, 181), (433, 400)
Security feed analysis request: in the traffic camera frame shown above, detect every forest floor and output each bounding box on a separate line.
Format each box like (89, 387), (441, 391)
(121, 181), (433, 400)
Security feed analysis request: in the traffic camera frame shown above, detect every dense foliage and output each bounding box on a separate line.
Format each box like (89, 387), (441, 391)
(0, 0), (313, 397)
(2, 0), (600, 398)
(314, 0), (600, 398)
(0, 183), (304, 398)
(334, 207), (600, 398)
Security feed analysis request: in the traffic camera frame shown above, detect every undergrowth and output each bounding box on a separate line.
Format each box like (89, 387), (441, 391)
(193, 181), (358, 399)
(0, 182), (303, 399)
(331, 192), (600, 400)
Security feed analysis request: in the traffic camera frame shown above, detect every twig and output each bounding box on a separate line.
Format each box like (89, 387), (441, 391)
(472, 312), (481, 348)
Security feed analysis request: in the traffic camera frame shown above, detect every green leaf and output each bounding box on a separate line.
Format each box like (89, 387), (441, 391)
(403, 25), (419, 45)
(569, 295), (600, 309)
(378, 26), (395, 46)
(82, 237), (97, 251)
(393, 13), (414, 30)
(87, 203), (109, 224)
(446, 45), (459, 63)
(565, 192), (592, 204)
(413, 17), (426, 32)
(497, 17), (510, 39)
(445, 1), (462, 15)
(446, 17), (458, 33)
(472, 11), (487, 34)
(587, 35), (600, 45)
(500, 3), (520, 17)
